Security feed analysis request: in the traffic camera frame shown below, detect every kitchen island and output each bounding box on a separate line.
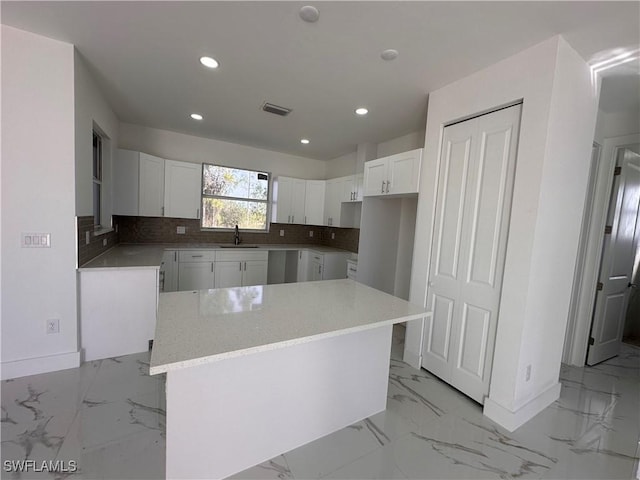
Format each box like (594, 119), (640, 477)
(150, 279), (426, 479)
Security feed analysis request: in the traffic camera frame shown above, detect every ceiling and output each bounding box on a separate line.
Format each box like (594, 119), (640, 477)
(2, 1), (639, 160)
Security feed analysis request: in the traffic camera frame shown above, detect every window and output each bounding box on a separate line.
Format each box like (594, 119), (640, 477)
(92, 131), (102, 227)
(201, 164), (270, 231)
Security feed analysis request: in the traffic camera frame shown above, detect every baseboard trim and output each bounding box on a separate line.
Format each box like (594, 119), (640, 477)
(1, 351), (81, 380)
(483, 381), (561, 432)
(402, 348), (422, 369)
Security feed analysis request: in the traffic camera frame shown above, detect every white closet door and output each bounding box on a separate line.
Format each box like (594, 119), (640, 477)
(422, 104), (521, 404)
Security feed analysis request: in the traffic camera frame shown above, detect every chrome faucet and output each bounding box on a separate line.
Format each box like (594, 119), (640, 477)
(234, 225), (240, 245)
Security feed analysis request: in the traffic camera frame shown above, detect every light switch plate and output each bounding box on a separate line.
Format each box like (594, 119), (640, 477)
(309, 231), (313, 237)
(177, 226), (186, 234)
(331, 233), (335, 239)
(22, 233), (51, 248)
(85, 231), (90, 245)
(279, 230), (284, 237)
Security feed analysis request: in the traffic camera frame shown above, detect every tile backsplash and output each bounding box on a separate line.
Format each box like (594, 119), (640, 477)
(114, 216), (359, 252)
(77, 216), (120, 266)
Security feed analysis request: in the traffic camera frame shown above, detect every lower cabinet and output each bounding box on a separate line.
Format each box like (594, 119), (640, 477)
(160, 250), (178, 292)
(296, 250), (310, 282)
(178, 261), (215, 291)
(214, 250), (269, 288)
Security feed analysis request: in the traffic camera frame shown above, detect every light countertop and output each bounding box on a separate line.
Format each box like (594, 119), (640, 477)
(149, 279), (426, 374)
(79, 243), (353, 270)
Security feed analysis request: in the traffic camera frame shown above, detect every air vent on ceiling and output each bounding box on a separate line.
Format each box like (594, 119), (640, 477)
(262, 102), (292, 116)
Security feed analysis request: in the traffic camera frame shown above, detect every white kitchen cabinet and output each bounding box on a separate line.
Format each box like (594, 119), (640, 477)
(363, 148), (423, 197)
(310, 254), (324, 281)
(139, 152), (166, 217)
(164, 160), (202, 219)
(341, 173), (363, 202)
(273, 176), (306, 224)
(307, 251), (351, 281)
(215, 250), (268, 288)
(296, 250), (310, 282)
(113, 149), (140, 216)
(304, 180), (326, 225)
(160, 250), (179, 292)
(178, 250), (216, 291)
(324, 178), (343, 227)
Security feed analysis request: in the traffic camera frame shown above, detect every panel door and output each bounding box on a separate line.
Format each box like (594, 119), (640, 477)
(363, 159), (388, 197)
(243, 260), (268, 286)
(178, 262), (214, 291)
(304, 180), (326, 225)
(274, 177), (293, 224)
(588, 149), (640, 365)
(291, 179), (307, 224)
(214, 262), (244, 288)
(387, 149), (422, 195)
(422, 104), (521, 404)
(164, 160), (201, 219)
(139, 153), (165, 217)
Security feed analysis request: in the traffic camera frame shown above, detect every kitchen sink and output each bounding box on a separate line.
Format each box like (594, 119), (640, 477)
(219, 245), (259, 248)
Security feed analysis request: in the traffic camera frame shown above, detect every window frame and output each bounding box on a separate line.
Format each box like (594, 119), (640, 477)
(200, 163), (271, 232)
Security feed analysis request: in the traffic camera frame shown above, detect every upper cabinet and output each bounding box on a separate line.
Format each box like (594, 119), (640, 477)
(363, 148), (423, 197)
(164, 160), (201, 219)
(304, 180), (326, 225)
(273, 176), (306, 224)
(324, 177), (344, 227)
(139, 153), (165, 217)
(113, 149), (202, 219)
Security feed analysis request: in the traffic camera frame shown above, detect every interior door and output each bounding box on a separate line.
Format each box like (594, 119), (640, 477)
(422, 104), (521, 404)
(587, 149), (640, 365)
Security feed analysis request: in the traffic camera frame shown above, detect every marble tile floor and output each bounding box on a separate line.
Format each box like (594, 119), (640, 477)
(1, 331), (638, 480)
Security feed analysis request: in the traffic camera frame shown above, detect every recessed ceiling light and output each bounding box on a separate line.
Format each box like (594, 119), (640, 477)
(190, 113), (203, 120)
(199, 56), (219, 69)
(381, 49), (399, 61)
(300, 139), (310, 144)
(299, 6), (320, 23)
(355, 108), (369, 116)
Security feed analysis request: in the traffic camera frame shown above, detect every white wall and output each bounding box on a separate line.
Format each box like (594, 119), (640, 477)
(376, 131), (424, 158)
(407, 35), (599, 431)
(601, 110), (640, 140)
(119, 123), (327, 180)
(325, 151), (357, 179)
(75, 52), (119, 220)
(1, 26), (79, 378)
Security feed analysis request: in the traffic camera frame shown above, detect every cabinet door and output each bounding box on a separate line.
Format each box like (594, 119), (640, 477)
(304, 180), (326, 225)
(243, 260), (268, 286)
(164, 160), (201, 219)
(139, 153), (165, 217)
(274, 177), (293, 224)
(178, 262), (214, 291)
(214, 262), (244, 288)
(113, 149), (139, 216)
(324, 179), (341, 226)
(296, 250), (310, 282)
(387, 149), (422, 195)
(310, 261), (323, 281)
(161, 250), (178, 292)
(354, 173), (364, 201)
(363, 158), (388, 197)
(341, 176), (356, 202)
(291, 179), (307, 224)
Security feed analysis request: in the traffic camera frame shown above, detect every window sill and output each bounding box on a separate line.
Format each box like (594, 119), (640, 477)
(93, 227), (114, 237)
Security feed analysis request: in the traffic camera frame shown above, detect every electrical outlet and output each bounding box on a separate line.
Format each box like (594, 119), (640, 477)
(176, 226), (186, 234)
(331, 232), (335, 239)
(525, 364), (532, 382)
(86, 231), (90, 245)
(279, 230), (284, 237)
(46, 319), (59, 334)
(102, 238), (107, 247)
(309, 230), (313, 237)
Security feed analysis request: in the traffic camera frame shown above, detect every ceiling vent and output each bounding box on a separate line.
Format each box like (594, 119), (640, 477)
(262, 102), (292, 117)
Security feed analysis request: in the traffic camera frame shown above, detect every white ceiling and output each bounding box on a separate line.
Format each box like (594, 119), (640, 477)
(2, 1), (639, 159)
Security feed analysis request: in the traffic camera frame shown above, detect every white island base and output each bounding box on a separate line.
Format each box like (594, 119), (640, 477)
(150, 279), (426, 479)
(166, 325), (392, 479)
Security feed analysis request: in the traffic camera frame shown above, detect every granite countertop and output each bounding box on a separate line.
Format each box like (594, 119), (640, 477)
(149, 279), (426, 374)
(78, 243), (354, 270)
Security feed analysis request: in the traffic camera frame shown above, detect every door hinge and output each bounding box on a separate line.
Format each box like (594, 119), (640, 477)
(597, 282), (603, 291)
(604, 225), (612, 234)
(614, 166), (622, 176)
(589, 337), (595, 345)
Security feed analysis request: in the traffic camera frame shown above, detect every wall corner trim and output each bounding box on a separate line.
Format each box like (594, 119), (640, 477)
(483, 381), (561, 432)
(1, 351), (81, 380)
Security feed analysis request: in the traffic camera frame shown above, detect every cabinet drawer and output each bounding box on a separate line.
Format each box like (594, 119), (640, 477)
(309, 253), (324, 264)
(216, 250), (268, 262)
(178, 250), (217, 262)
